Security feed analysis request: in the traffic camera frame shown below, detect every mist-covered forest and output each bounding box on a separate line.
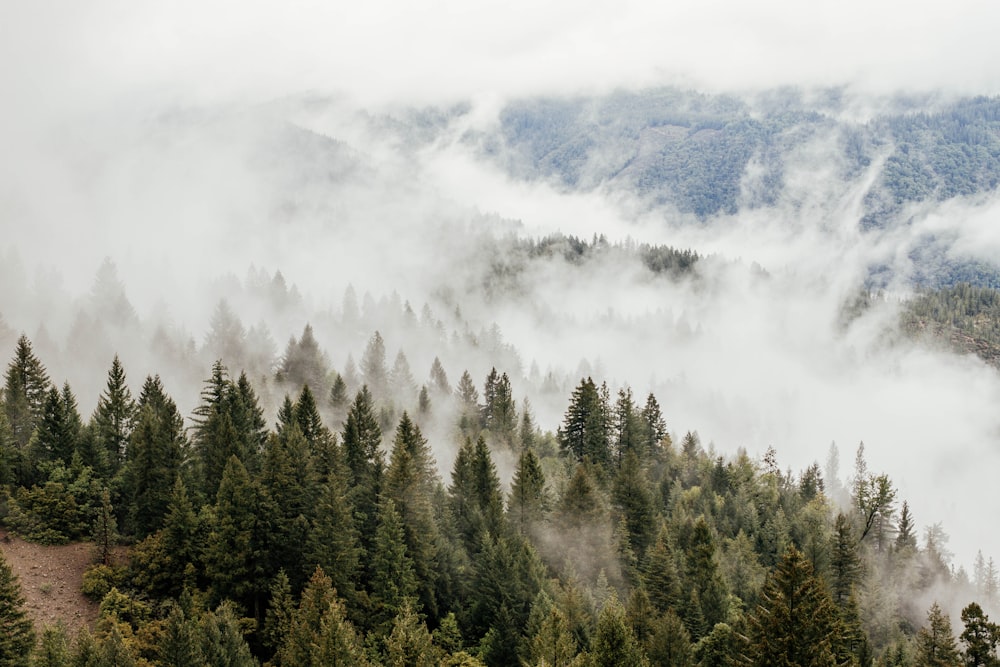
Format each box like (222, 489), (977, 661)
(7, 6), (1000, 660)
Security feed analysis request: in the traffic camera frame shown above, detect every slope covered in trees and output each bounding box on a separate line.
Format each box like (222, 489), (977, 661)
(0, 330), (995, 665)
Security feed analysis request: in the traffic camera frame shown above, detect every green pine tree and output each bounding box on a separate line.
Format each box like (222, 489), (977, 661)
(0, 529), (36, 665)
(747, 545), (841, 667)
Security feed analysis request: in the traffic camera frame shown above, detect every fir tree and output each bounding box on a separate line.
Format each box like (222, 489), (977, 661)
(360, 332), (388, 399)
(916, 602), (961, 667)
(341, 387), (384, 560)
(960, 602), (999, 667)
(747, 545), (842, 667)
(647, 609), (693, 667)
(507, 448), (549, 536)
(4, 334), (50, 451)
(384, 601), (438, 667)
(198, 603), (258, 667)
(385, 412), (441, 621)
(0, 549), (34, 666)
(124, 376), (187, 538)
(429, 357), (450, 395)
(90, 355), (135, 476)
(590, 596), (649, 667)
(560, 377), (610, 467)
(368, 498), (418, 633)
(32, 623), (71, 667)
(158, 604), (204, 667)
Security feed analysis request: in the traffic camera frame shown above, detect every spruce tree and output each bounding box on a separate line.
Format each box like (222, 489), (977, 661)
(368, 497), (418, 633)
(384, 601), (438, 667)
(90, 355), (135, 476)
(647, 609), (693, 667)
(360, 332), (388, 399)
(32, 623), (71, 667)
(507, 448), (549, 536)
(341, 387), (384, 560)
(0, 549), (34, 666)
(916, 602), (961, 667)
(590, 596), (649, 667)
(198, 603), (258, 667)
(747, 545), (841, 667)
(960, 602), (999, 667)
(385, 412), (441, 621)
(205, 457), (267, 611)
(124, 376), (187, 538)
(158, 604), (204, 667)
(4, 334), (50, 451)
(527, 604), (579, 667)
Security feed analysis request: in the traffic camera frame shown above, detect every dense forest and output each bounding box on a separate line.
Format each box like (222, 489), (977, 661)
(0, 315), (996, 666)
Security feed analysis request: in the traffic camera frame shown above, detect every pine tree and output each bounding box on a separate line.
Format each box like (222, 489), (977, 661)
(314, 595), (368, 667)
(198, 603), (258, 667)
(33, 383), (81, 466)
(305, 469), (360, 607)
(158, 604), (204, 667)
(124, 376), (187, 538)
(90, 355), (135, 476)
(341, 387), (384, 561)
(507, 448), (549, 536)
(647, 609), (693, 667)
(279, 566), (335, 666)
(613, 386), (642, 463)
(4, 334), (50, 452)
(0, 549), (34, 665)
(276, 324), (331, 398)
(205, 457), (267, 611)
(384, 601), (438, 667)
(916, 602), (961, 667)
(960, 602), (999, 667)
(639, 393), (667, 458)
(560, 377), (610, 467)
(32, 623), (71, 667)
(385, 412), (441, 621)
(158, 477), (199, 596)
(830, 512), (861, 607)
(92, 488), (118, 567)
(360, 332), (388, 399)
(429, 358), (450, 395)
(368, 498), (418, 633)
(590, 595), (649, 667)
(612, 451), (655, 559)
(527, 603), (579, 667)
(747, 545), (841, 667)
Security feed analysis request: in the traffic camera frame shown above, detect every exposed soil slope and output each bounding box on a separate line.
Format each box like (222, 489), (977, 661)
(0, 530), (100, 636)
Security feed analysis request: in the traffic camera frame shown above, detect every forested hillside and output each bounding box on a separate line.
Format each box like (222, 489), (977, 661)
(0, 321), (996, 666)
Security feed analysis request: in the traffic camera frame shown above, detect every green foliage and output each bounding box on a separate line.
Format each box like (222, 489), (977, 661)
(0, 549), (34, 666)
(747, 545), (842, 667)
(916, 602), (961, 667)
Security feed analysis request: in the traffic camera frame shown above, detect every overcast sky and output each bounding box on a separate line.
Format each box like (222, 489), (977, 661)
(5, 0), (1000, 577)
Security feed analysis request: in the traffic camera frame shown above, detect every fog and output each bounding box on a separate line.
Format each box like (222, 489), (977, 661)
(4, 0), (1000, 582)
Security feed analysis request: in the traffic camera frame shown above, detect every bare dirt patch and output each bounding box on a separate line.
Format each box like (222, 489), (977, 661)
(0, 530), (100, 636)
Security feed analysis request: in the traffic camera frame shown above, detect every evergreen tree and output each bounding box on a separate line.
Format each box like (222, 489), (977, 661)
(507, 448), (549, 536)
(481, 369), (516, 441)
(32, 623), (71, 667)
(384, 601), (438, 667)
(259, 422), (315, 590)
(33, 383), (81, 466)
(639, 393), (667, 457)
(341, 387), (384, 560)
(4, 334), (50, 451)
(527, 604), (579, 667)
(429, 357), (450, 395)
(368, 498), (418, 633)
(205, 457), (267, 612)
(305, 469), (360, 607)
(747, 545), (842, 667)
(314, 595), (368, 667)
(916, 602), (961, 667)
(204, 299), (246, 371)
(560, 377), (610, 467)
(612, 451), (655, 559)
(90, 355), (135, 476)
(360, 332), (388, 399)
(92, 488), (118, 567)
(158, 477), (200, 596)
(612, 386), (642, 463)
(124, 376), (187, 538)
(276, 324), (330, 397)
(385, 412), (441, 621)
(389, 351), (417, 403)
(198, 603), (258, 667)
(279, 566), (335, 666)
(897, 500), (918, 554)
(647, 610), (693, 667)
(830, 512), (861, 607)
(329, 374), (349, 412)
(158, 604), (204, 667)
(960, 602), (999, 667)
(0, 549), (34, 666)
(590, 596), (649, 667)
